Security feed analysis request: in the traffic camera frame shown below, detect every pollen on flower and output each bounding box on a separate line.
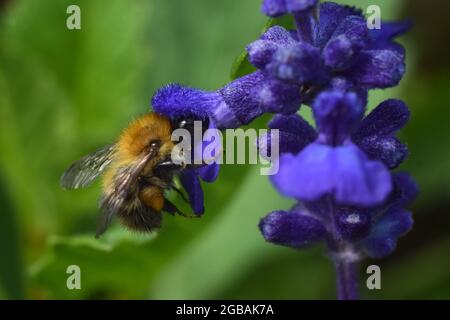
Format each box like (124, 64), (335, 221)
(346, 214), (361, 224)
(334, 247), (362, 263)
(259, 86), (274, 103)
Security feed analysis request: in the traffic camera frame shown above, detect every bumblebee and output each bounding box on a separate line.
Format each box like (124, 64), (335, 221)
(61, 112), (201, 238)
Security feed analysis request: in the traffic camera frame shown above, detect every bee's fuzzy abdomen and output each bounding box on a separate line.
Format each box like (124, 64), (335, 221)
(117, 200), (162, 233)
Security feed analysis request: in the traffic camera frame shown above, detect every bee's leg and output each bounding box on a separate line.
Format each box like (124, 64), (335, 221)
(155, 160), (186, 173)
(157, 159), (212, 171)
(171, 185), (189, 203)
(185, 163), (205, 169)
(163, 198), (197, 219)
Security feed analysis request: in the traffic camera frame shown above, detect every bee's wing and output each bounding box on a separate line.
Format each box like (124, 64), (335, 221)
(96, 148), (158, 237)
(60, 144), (116, 190)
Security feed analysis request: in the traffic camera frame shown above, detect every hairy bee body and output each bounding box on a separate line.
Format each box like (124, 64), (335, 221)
(61, 112), (192, 237)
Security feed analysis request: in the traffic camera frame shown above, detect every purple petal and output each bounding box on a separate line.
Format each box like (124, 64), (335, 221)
(316, 2), (363, 48)
(269, 113), (316, 138)
(302, 199), (331, 220)
(266, 42), (326, 85)
(286, 0), (317, 13)
(323, 35), (356, 70)
(196, 163), (219, 183)
(218, 72), (265, 126)
(333, 15), (368, 44)
(271, 142), (392, 206)
(262, 0), (318, 17)
(256, 79), (302, 114)
(333, 144), (392, 206)
(356, 135), (408, 169)
(193, 120), (221, 182)
(260, 25), (297, 45)
(313, 90), (364, 144)
(369, 20), (411, 54)
(293, 10), (318, 44)
(386, 173), (419, 208)
(247, 27), (299, 70)
(247, 40), (279, 70)
(345, 50), (405, 89)
(258, 114), (317, 158)
(152, 84), (220, 120)
(210, 101), (241, 129)
(323, 16), (368, 70)
(259, 209), (326, 248)
(364, 208), (413, 259)
(355, 99), (410, 138)
(180, 170), (204, 216)
(219, 72), (301, 126)
(336, 209), (371, 241)
(261, 0), (286, 17)
(328, 77), (369, 105)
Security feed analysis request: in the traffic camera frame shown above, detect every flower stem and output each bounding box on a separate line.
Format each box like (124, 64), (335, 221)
(335, 259), (359, 300)
(326, 197), (360, 300)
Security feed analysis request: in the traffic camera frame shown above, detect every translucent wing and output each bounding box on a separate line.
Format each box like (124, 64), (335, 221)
(96, 146), (159, 237)
(60, 144), (116, 190)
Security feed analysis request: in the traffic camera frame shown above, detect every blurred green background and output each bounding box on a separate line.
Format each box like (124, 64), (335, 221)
(0, 0), (449, 299)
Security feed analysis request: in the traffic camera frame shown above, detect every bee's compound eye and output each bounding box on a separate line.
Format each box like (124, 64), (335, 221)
(178, 120), (188, 128)
(149, 140), (161, 151)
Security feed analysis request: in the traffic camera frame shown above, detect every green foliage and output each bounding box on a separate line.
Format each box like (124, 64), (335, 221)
(31, 230), (159, 299)
(0, 174), (25, 299)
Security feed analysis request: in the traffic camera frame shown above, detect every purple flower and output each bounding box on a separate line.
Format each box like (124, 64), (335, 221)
(261, 172), (417, 259)
(147, 0), (415, 300)
(272, 142), (392, 206)
(151, 72), (304, 215)
(361, 173), (417, 258)
(179, 169), (206, 215)
(152, 71), (301, 130)
(262, 0), (318, 17)
(259, 206), (327, 249)
(258, 86), (415, 296)
(179, 121), (221, 216)
(353, 99), (410, 169)
(151, 86), (222, 216)
(264, 90), (403, 207)
(260, 95), (411, 186)
(248, 2), (409, 101)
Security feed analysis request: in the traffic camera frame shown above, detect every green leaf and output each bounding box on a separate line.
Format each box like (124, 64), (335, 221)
(0, 0), (153, 233)
(30, 228), (160, 299)
(229, 16), (294, 80)
(229, 50), (256, 81)
(0, 174), (25, 299)
(149, 167), (295, 299)
(364, 236), (450, 299)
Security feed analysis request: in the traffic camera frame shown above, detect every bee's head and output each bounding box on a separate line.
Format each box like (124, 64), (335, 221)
(117, 113), (175, 165)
